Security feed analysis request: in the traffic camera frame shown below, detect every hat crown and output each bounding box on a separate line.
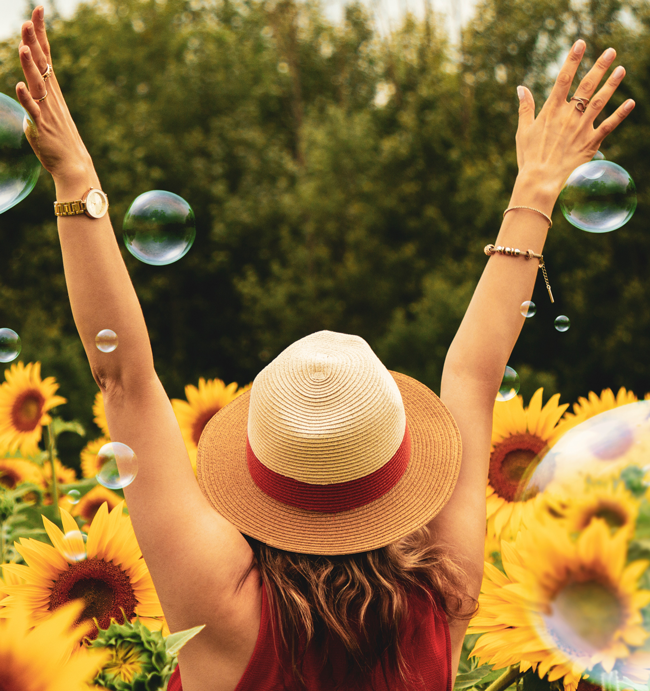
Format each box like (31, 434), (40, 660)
(247, 331), (406, 484)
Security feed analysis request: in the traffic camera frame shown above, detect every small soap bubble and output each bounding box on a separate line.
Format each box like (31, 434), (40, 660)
(62, 530), (87, 562)
(0, 328), (21, 363)
(559, 161), (636, 233)
(123, 190), (196, 266)
(520, 301), (536, 318)
(554, 315), (570, 332)
(592, 150), (606, 161)
(95, 329), (118, 353)
(96, 441), (138, 490)
(66, 489), (81, 505)
(496, 366), (520, 402)
(0, 93), (41, 214)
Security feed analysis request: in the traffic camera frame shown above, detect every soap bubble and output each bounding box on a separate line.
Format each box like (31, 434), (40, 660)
(95, 329), (118, 353)
(559, 160), (636, 233)
(0, 93), (41, 214)
(514, 402), (650, 690)
(66, 489), (81, 505)
(96, 442), (138, 490)
(496, 366), (520, 402)
(520, 301), (536, 318)
(62, 530), (87, 562)
(554, 315), (570, 332)
(123, 190), (195, 266)
(592, 150), (606, 161)
(0, 328), (21, 363)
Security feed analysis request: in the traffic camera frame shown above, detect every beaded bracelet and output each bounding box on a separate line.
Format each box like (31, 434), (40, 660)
(484, 244), (554, 303)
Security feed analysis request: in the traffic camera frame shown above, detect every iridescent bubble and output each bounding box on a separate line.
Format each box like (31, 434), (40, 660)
(554, 315), (570, 332)
(96, 441), (138, 490)
(520, 301), (536, 318)
(559, 161), (636, 233)
(514, 402), (650, 690)
(592, 150), (606, 161)
(0, 328), (21, 363)
(123, 190), (195, 266)
(0, 93), (41, 214)
(66, 489), (81, 505)
(496, 366), (520, 402)
(95, 329), (118, 353)
(62, 530), (87, 562)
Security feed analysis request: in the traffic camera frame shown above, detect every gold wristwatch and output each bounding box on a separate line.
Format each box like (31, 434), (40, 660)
(54, 187), (109, 219)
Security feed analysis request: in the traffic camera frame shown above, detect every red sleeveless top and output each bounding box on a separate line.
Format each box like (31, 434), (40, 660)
(168, 583), (450, 691)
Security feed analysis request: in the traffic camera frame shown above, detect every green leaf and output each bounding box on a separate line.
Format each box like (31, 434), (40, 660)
(50, 418), (86, 439)
(165, 624), (206, 656)
(454, 665), (498, 689)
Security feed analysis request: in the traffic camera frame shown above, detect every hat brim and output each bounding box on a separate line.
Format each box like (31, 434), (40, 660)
(197, 371), (462, 555)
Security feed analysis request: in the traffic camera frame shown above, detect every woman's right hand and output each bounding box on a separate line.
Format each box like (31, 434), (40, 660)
(16, 6), (96, 186)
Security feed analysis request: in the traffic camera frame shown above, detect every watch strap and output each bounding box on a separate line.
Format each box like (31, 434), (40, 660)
(54, 200), (86, 217)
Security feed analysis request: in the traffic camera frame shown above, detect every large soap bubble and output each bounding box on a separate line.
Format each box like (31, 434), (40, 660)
(96, 441), (138, 490)
(0, 93), (41, 214)
(559, 160), (636, 233)
(514, 402), (650, 690)
(123, 190), (196, 266)
(496, 366), (520, 402)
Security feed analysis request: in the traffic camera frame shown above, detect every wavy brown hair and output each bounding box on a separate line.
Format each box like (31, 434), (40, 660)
(239, 526), (477, 690)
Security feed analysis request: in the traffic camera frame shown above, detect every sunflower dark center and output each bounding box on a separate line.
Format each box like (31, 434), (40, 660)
(11, 390), (45, 432)
(191, 407), (220, 446)
(578, 502), (628, 530)
(80, 499), (105, 523)
(49, 557), (138, 638)
(544, 579), (623, 656)
(0, 468), (20, 490)
(489, 433), (547, 502)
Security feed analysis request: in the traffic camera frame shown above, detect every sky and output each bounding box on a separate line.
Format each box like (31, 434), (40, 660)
(0, 0), (477, 42)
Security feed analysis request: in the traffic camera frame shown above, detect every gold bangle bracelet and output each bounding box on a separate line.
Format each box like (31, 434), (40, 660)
(503, 205), (553, 229)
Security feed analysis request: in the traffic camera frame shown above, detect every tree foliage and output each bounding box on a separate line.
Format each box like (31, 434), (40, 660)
(0, 0), (649, 465)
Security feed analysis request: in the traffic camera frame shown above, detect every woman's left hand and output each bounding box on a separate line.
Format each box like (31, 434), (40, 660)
(16, 6), (96, 186)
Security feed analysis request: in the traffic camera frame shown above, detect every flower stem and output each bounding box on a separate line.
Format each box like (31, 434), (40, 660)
(46, 423), (60, 524)
(484, 667), (525, 691)
(0, 523), (5, 564)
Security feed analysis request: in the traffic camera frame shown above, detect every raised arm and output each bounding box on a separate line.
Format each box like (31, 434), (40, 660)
(15, 8), (256, 647)
(431, 41), (635, 664)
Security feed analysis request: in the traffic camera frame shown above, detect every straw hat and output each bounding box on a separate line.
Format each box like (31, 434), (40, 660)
(197, 331), (462, 555)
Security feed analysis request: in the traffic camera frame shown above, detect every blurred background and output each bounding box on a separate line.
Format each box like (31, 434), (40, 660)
(0, 0), (648, 465)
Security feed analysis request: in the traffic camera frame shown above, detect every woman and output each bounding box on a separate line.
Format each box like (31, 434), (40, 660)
(15, 7), (633, 690)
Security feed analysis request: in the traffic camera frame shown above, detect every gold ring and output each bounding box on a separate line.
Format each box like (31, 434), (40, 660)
(34, 88), (47, 103)
(570, 96), (590, 113)
(41, 63), (52, 81)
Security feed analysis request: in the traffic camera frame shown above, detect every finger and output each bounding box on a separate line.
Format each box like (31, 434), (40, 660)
(32, 6), (52, 63)
(572, 47), (616, 102)
(22, 20), (48, 76)
(516, 85), (535, 132)
(19, 46), (48, 102)
(594, 99), (635, 145)
(16, 82), (41, 124)
(548, 40), (586, 105)
(584, 65), (626, 124)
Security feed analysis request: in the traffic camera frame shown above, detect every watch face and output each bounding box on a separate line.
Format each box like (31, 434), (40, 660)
(85, 189), (109, 219)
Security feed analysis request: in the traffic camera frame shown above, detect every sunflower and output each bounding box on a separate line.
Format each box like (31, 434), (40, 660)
(558, 388), (639, 432)
(0, 564), (23, 605)
(469, 518), (650, 691)
(488, 388), (570, 537)
(80, 436), (111, 479)
(0, 600), (108, 691)
(172, 377), (251, 471)
(72, 484), (124, 528)
(544, 480), (640, 539)
(0, 362), (67, 456)
(40, 458), (77, 486)
(0, 457), (43, 490)
(93, 392), (109, 437)
(1, 502), (165, 638)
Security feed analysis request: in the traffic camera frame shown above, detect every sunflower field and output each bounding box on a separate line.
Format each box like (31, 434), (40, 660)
(2, 357), (650, 690)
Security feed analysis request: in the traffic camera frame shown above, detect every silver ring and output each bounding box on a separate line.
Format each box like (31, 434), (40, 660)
(570, 96), (589, 113)
(34, 88), (47, 103)
(41, 63), (52, 81)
